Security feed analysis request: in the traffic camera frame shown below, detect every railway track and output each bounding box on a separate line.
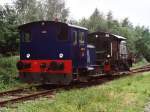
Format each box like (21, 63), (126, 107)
(0, 89), (54, 107)
(130, 64), (150, 74)
(0, 64), (150, 107)
(0, 85), (61, 107)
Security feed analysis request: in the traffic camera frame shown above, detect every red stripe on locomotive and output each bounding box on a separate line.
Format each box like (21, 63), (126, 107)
(18, 60), (72, 74)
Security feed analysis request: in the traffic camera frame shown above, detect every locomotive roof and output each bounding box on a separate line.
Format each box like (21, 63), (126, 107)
(111, 34), (126, 40)
(88, 31), (126, 40)
(18, 21), (88, 30)
(87, 44), (95, 48)
(68, 24), (88, 30)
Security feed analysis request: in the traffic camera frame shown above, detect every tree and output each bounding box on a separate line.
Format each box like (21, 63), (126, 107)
(107, 11), (113, 21)
(0, 5), (18, 55)
(14, 0), (69, 24)
(44, 0), (68, 21)
(121, 18), (132, 27)
(91, 8), (100, 18)
(81, 8), (107, 32)
(135, 38), (150, 62)
(14, 0), (40, 24)
(106, 11), (113, 30)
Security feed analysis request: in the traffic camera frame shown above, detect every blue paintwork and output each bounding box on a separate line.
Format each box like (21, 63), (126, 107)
(70, 27), (88, 68)
(19, 21), (89, 69)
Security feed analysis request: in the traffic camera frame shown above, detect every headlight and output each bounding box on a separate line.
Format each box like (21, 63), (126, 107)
(107, 54), (110, 58)
(26, 53), (30, 59)
(59, 53), (64, 58)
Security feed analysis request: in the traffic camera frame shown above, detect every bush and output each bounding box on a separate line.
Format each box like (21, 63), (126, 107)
(0, 56), (20, 90)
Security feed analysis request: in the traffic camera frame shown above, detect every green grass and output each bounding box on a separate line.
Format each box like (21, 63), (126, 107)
(1, 72), (150, 112)
(132, 58), (149, 69)
(0, 56), (28, 91)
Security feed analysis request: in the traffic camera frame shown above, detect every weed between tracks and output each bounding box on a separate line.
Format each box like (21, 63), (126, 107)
(1, 72), (150, 112)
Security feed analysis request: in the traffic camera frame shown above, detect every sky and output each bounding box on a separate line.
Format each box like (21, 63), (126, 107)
(0, 0), (150, 27)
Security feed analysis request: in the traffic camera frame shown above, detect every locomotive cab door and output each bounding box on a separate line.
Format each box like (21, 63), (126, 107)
(78, 31), (87, 67)
(72, 29), (87, 69)
(72, 30), (78, 68)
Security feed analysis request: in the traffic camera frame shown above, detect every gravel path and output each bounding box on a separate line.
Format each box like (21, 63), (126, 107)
(144, 102), (150, 112)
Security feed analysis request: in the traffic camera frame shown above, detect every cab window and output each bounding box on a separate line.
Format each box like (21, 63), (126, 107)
(22, 31), (31, 42)
(58, 25), (68, 41)
(79, 32), (85, 44)
(73, 31), (77, 45)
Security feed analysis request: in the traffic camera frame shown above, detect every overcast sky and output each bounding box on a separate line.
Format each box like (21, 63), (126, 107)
(0, 0), (150, 27)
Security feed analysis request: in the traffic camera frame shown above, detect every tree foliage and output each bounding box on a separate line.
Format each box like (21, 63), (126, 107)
(0, 5), (18, 55)
(14, 0), (68, 24)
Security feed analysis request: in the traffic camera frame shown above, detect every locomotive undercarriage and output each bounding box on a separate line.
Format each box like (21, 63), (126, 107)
(72, 67), (100, 82)
(19, 61), (130, 85)
(111, 60), (130, 72)
(19, 72), (72, 85)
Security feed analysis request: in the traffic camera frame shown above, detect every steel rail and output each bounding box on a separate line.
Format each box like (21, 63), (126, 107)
(0, 89), (55, 107)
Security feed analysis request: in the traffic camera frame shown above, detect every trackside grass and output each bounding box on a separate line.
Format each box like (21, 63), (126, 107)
(0, 56), (28, 91)
(132, 58), (148, 69)
(1, 72), (150, 112)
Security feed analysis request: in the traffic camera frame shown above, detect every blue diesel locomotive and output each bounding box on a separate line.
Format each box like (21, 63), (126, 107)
(17, 21), (96, 85)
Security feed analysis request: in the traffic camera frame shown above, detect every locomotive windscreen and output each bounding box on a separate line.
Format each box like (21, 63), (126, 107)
(57, 24), (68, 41)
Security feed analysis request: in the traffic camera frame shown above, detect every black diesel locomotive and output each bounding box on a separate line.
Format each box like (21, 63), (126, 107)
(16, 21), (132, 85)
